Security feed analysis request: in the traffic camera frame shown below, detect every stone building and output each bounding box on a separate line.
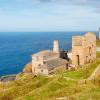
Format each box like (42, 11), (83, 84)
(72, 32), (96, 66)
(32, 40), (69, 75)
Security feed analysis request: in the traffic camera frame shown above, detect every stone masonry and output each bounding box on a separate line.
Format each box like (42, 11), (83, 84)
(72, 32), (96, 66)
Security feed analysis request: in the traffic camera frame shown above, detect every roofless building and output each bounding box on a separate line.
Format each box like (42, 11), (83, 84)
(32, 40), (69, 75)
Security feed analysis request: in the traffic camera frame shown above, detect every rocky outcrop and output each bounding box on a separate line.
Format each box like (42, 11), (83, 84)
(0, 75), (16, 82)
(23, 62), (32, 73)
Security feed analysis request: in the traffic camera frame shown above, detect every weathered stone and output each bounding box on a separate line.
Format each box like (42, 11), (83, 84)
(32, 40), (69, 75)
(72, 32), (96, 66)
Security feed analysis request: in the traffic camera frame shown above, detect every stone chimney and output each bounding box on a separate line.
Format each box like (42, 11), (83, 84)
(99, 28), (100, 39)
(53, 40), (59, 53)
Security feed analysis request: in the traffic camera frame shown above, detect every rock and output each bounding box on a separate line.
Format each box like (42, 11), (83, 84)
(23, 62), (32, 73)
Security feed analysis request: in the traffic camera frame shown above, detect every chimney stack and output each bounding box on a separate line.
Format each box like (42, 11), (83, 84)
(53, 40), (59, 53)
(99, 28), (100, 39)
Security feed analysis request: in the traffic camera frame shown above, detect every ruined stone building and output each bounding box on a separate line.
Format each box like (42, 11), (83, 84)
(72, 32), (96, 66)
(31, 32), (97, 75)
(32, 40), (69, 75)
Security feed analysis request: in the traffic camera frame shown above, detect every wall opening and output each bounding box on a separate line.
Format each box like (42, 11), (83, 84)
(66, 64), (69, 70)
(41, 69), (43, 73)
(76, 55), (80, 65)
(89, 47), (92, 56)
(86, 56), (88, 63)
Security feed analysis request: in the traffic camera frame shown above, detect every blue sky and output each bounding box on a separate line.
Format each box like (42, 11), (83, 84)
(0, 0), (100, 32)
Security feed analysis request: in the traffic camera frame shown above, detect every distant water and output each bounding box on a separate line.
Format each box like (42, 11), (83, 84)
(0, 32), (98, 76)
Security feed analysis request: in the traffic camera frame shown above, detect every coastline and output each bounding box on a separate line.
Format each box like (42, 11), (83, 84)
(0, 34), (99, 82)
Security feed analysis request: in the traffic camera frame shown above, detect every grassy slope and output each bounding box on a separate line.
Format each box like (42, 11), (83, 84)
(57, 62), (98, 80)
(0, 74), (100, 100)
(96, 51), (100, 58)
(0, 56), (100, 100)
(96, 39), (100, 47)
(0, 46), (100, 100)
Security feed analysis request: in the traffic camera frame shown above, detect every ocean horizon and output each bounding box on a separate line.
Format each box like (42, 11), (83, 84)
(0, 31), (99, 76)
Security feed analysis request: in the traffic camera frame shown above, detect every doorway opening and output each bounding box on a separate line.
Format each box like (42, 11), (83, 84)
(76, 55), (80, 65)
(86, 56), (88, 63)
(89, 47), (92, 56)
(66, 64), (69, 70)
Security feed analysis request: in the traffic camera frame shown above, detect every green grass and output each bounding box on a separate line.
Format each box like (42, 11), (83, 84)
(61, 62), (98, 80)
(96, 52), (100, 58)
(0, 73), (100, 100)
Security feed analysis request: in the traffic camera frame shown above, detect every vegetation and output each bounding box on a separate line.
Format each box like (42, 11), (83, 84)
(96, 51), (100, 59)
(96, 39), (100, 47)
(57, 62), (98, 80)
(0, 73), (100, 100)
(56, 52), (100, 80)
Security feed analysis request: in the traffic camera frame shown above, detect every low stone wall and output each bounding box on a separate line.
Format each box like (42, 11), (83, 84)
(49, 64), (68, 74)
(96, 47), (100, 51)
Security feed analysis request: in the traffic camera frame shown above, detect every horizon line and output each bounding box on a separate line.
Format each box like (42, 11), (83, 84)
(0, 31), (98, 33)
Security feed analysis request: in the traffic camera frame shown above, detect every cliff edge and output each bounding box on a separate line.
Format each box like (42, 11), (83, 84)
(23, 62), (32, 73)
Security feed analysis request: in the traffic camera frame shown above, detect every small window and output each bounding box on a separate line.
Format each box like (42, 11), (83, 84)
(43, 61), (46, 64)
(38, 64), (41, 66)
(41, 69), (43, 72)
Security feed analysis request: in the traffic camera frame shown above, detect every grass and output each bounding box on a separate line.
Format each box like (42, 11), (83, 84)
(96, 39), (100, 47)
(61, 62), (98, 80)
(0, 73), (100, 100)
(96, 51), (100, 58)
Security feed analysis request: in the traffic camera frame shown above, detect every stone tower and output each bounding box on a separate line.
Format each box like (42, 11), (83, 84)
(72, 32), (96, 66)
(99, 28), (100, 39)
(53, 40), (59, 53)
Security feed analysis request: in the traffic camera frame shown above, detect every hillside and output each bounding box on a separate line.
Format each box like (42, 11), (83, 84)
(0, 73), (100, 100)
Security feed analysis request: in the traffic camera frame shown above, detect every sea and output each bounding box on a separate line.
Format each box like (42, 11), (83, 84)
(0, 32), (99, 76)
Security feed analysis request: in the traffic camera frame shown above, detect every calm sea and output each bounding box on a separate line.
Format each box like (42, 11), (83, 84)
(0, 32), (98, 76)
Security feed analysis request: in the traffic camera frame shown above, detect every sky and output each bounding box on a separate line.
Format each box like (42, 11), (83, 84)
(0, 0), (100, 32)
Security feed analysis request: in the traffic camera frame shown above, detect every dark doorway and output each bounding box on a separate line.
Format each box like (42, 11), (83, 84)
(66, 64), (69, 70)
(89, 47), (92, 56)
(76, 55), (80, 65)
(86, 56), (88, 63)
